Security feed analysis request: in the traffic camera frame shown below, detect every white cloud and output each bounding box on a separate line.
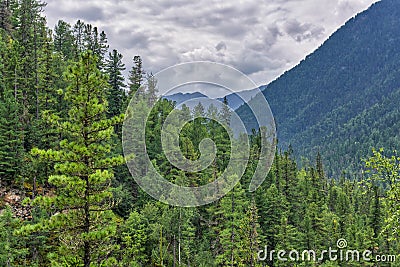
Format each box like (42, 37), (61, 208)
(44, 0), (379, 87)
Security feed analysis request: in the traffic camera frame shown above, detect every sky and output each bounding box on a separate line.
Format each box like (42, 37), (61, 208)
(43, 0), (379, 88)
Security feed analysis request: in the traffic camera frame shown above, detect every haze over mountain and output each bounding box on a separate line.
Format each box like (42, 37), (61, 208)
(237, 0), (400, 177)
(163, 92), (207, 105)
(164, 88), (259, 110)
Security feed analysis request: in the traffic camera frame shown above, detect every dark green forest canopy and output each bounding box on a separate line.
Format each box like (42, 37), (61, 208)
(0, 0), (399, 266)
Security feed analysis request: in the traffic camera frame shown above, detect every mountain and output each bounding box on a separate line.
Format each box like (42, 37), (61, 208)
(237, 0), (400, 177)
(216, 88), (260, 110)
(165, 88), (259, 110)
(163, 92), (207, 105)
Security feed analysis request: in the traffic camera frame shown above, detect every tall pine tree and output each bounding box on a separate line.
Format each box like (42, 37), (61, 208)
(20, 52), (124, 266)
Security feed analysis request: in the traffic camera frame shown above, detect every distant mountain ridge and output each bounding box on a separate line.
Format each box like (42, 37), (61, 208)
(164, 88), (259, 110)
(163, 92), (207, 105)
(237, 0), (400, 177)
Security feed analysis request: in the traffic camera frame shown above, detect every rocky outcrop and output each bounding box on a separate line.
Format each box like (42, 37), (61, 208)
(0, 186), (32, 220)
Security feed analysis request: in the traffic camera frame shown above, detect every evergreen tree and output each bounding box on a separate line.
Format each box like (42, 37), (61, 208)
(215, 181), (249, 266)
(119, 210), (148, 266)
(240, 197), (262, 266)
(220, 96), (231, 126)
(128, 55), (144, 96)
(364, 148), (400, 240)
(84, 24), (108, 69)
(53, 20), (75, 60)
(0, 207), (28, 266)
(20, 52), (124, 266)
(0, 90), (22, 183)
(0, 0), (12, 34)
(105, 49), (126, 118)
(73, 19), (85, 56)
(256, 183), (287, 266)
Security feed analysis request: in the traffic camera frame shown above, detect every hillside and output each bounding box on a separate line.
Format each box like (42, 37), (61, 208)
(237, 0), (400, 176)
(3, 0), (400, 265)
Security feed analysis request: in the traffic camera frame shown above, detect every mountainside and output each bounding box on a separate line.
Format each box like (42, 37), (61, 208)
(237, 0), (400, 176)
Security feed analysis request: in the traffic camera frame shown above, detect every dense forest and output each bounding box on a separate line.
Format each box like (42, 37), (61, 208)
(1, 0), (400, 266)
(237, 0), (400, 178)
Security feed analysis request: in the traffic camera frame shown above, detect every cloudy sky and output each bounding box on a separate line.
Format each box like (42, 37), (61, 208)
(44, 0), (378, 87)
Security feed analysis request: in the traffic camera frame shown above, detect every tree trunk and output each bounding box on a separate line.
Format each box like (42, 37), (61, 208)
(173, 235), (176, 267)
(84, 174), (90, 267)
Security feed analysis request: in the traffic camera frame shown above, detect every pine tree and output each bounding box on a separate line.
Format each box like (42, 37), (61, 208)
(0, 32), (5, 95)
(27, 29), (61, 196)
(364, 148), (400, 240)
(20, 52), (124, 266)
(97, 29), (108, 70)
(36, 29), (62, 117)
(84, 24), (108, 69)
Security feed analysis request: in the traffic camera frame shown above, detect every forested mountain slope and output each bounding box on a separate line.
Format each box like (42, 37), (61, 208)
(2, 0), (400, 266)
(238, 0), (400, 176)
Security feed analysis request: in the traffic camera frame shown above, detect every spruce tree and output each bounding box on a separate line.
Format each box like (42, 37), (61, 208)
(128, 55), (144, 96)
(105, 49), (126, 118)
(73, 19), (85, 55)
(53, 20), (75, 60)
(0, 89), (23, 183)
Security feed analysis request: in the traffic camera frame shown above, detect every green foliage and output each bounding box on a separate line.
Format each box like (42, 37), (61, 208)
(119, 210), (148, 265)
(0, 207), (28, 265)
(20, 52), (124, 266)
(1, 1), (400, 266)
(128, 55), (145, 96)
(214, 181), (250, 266)
(364, 148), (400, 240)
(53, 20), (75, 60)
(106, 49), (126, 118)
(0, 90), (23, 183)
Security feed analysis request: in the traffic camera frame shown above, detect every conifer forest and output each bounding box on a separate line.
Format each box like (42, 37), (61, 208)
(0, 0), (400, 266)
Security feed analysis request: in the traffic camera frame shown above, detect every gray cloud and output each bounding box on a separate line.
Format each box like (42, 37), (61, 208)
(44, 0), (379, 88)
(215, 41), (227, 52)
(45, 2), (106, 21)
(283, 19), (325, 42)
